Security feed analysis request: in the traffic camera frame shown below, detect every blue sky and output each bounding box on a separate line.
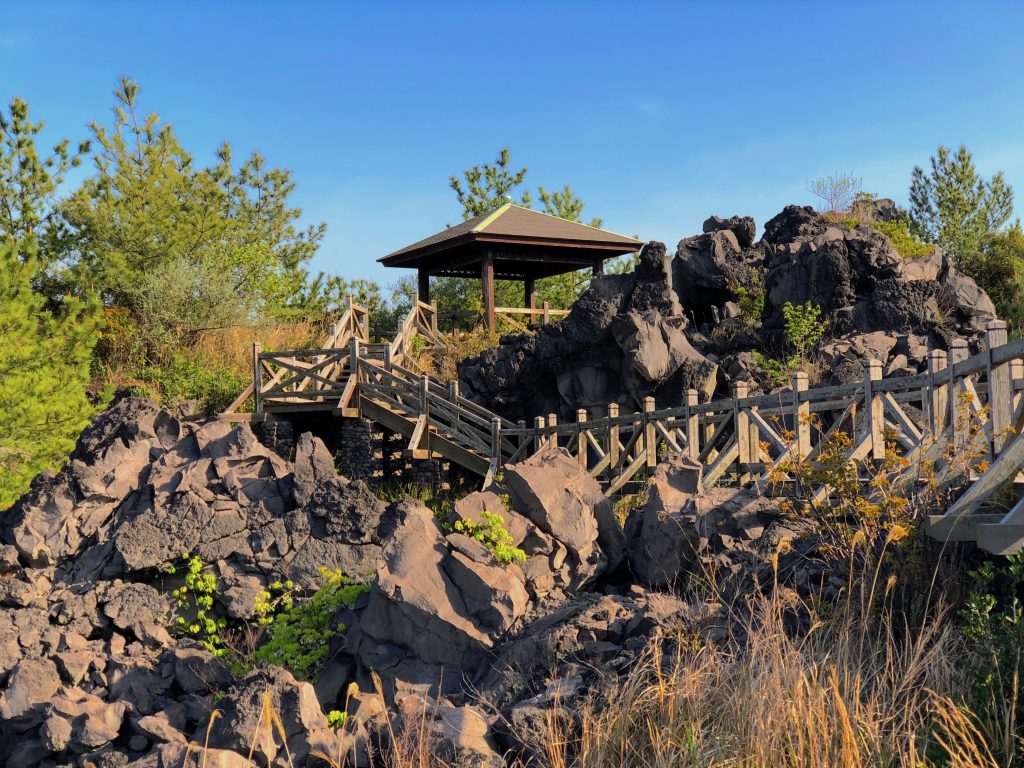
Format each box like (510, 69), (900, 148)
(3, 1), (1024, 289)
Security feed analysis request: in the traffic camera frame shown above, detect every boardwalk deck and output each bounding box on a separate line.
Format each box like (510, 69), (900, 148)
(222, 302), (1024, 555)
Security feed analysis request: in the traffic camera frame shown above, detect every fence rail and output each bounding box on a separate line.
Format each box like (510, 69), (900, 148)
(225, 304), (1024, 554)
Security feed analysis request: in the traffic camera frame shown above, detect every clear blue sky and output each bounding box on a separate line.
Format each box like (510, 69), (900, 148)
(4, 1), (1024, 289)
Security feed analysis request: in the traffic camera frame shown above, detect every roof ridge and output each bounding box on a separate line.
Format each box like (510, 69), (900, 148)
(471, 202), (512, 233)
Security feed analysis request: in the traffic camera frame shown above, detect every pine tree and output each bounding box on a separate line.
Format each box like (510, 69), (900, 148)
(449, 147), (531, 219)
(0, 96), (89, 247)
(0, 238), (101, 509)
(57, 78), (325, 351)
(907, 144), (1014, 263)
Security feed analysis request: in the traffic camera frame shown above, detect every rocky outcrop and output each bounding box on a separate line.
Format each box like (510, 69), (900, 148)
(0, 394), (393, 767)
(349, 448), (622, 699)
(460, 204), (998, 419)
(458, 241), (720, 421)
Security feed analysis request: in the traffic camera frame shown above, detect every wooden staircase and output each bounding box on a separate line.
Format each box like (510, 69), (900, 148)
(222, 302), (1024, 555)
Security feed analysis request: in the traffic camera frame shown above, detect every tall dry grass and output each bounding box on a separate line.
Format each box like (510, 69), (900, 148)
(541, 592), (996, 768)
(189, 319), (331, 379)
(183, 594), (1000, 768)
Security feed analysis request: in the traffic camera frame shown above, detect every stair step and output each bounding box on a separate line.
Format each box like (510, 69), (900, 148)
(976, 524), (1024, 555)
(924, 513), (1005, 541)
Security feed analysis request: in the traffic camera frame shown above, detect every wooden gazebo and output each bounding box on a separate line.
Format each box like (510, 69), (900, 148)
(379, 203), (642, 330)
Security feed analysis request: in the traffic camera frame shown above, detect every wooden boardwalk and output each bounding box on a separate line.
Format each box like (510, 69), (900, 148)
(222, 300), (1024, 555)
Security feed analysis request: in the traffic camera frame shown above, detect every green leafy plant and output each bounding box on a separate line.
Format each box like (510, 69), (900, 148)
(453, 510), (526, 564)
(166, 554), (228, 656)
(253, 568), (369, 681)
(751, 350), (789, 387)
(959, 554), (1024, 754)
(748, 301), (826, 386)
(733, 275), (765, 334)
(327, 710), (348, 730)
(782, 301), (825, 367)
(138, 352), (246, 415)
(612, 485), (650, 528)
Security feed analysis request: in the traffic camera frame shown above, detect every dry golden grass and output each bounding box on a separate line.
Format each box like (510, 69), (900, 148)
(189, 319), (330, 379)
(409, 327), (499, 383)
(541, 596), (992, 768)
(181, 594), (1000, 768)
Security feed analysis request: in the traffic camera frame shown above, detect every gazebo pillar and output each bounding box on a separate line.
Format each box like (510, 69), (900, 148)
(481, 251), (495, 331)
(592, 258), (604, 277)
(417, 269), (430, 305)
(524, 276), (536, 314)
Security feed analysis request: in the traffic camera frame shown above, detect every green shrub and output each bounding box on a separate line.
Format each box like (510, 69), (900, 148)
(782, 301), (825, 366)
(253, 568), (369, 681)
(138, 352), (245, 415)
(872, 220), (935, 260)
(959, 554), (1024, 750)
(752, 350), (789, 387)
(733, 270), (765, 334)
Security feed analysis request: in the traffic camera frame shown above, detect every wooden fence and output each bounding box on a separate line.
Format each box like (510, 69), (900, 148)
(226, 303), (1024, 553)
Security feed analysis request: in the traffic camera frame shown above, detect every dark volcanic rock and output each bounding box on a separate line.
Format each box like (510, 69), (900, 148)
(703, 213), (757, 249)
(0, 394), (393, 768)
(458, 240), (718, 421)
(762, 204), (829, 243)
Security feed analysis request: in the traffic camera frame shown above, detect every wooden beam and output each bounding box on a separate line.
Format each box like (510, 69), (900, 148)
(524, 276), (536, 312)
(988, 320), (1013, 453)
(418, 269), (430, 305)
(481, 250), (495, 331)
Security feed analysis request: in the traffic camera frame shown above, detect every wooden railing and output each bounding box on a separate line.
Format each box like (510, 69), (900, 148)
(230, 307), (1024, 552)
(223, 296), (371, 415)
(493, 305), (570, 333)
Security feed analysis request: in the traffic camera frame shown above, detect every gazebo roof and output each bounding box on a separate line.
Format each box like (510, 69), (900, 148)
(378, 203), (642, 279)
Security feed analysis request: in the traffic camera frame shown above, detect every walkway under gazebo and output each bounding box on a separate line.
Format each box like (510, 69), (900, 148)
(378, 203), (642, 330)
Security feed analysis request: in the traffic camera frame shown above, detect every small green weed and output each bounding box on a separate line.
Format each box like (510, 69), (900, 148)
(166, 554), (228, 656)
(453, 510), (526, 564)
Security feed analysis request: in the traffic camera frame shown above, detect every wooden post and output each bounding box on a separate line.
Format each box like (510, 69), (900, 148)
(734, 381), (750, 483)
(576, 408), (588, 469)
(524, 277), (536, 314)
(547, 413), (558, 450)
(542, 301), (550, 326)
(348, 336), (359, 381)
(643, 396), (657, 469)
(864, 360), (884, 460)
(490, 417), (502, 473)
(928, 349), (948, 437)
(792, 372), (810, 459)
(417, 270), (430, 305)
(608, 402), (620, 477)
(383, 342), (392, 372)
(419, 375), (429, 420)
(534, 415), (546, 455)
(430, 301), (439, 336)
(987, 320), (1012, 454)
(592, 258), (604, 277)
(252, 342), (263, 414)
(950, 338), (970, 445)
(481, 251), (495, 332)
(449, 381), (460, 433)
(685, 389), (699, 462)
